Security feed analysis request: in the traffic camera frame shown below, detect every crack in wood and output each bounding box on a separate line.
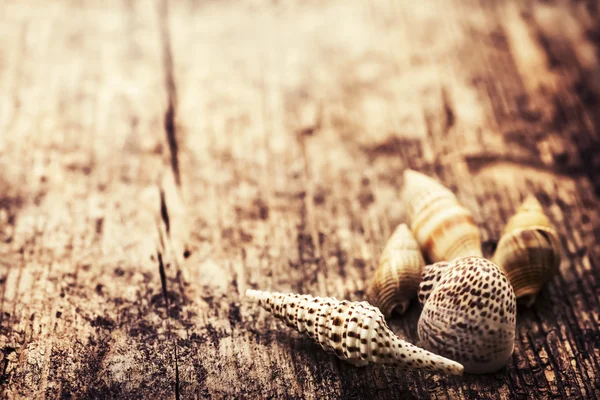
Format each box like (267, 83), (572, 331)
(159, 187), (171, 236)
(154, 180), (186, 399)
(156, 250), (169, 311)
(158, 0), (181, 187)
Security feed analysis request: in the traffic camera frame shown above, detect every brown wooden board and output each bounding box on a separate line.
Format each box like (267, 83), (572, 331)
(1, 0), (599, 398)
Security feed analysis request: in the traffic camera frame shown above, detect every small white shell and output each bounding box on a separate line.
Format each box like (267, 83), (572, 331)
(417, 257), (516, 374)
(246, 289), (464, 375)
(402, 170), (482, 262)
(368, 224), (425, 317)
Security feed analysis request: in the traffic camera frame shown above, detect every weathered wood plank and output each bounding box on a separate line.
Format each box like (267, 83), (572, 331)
(1, 0), (600, 399)
(0, 0), (178, 398)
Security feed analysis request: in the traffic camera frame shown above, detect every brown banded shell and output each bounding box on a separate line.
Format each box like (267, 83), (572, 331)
(402, 169), (482, 263)
(368, 224), (425, 317)
(417, 256), (516, 374)
(246, 289), (464, 375)
(492, 196), (561, 307)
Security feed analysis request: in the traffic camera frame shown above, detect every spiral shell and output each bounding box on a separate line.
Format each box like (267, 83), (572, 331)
(245, 289), (464, 375)
(368, 224), (425, 317)
(402, 169), (482, 262)
(492, 196), (561, 307)
(417, 257), (516, 374)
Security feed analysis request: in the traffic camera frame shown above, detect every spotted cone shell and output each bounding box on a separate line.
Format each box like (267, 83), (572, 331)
(492, 196), (561, 307)
(402, 169), (482, 263)
(417, 257), (516, 374)
(368, 224), (425, 317)
(246, 289), (464, 375)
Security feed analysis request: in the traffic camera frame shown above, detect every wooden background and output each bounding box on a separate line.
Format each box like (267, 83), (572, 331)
(1, 0), (600, 398)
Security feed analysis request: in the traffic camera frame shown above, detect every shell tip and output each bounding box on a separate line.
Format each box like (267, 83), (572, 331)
(388, 223), (413, 243)
(397, 223), (411, 234)
(519, 195), (543, 212)
(403, 169), (422, 183)
(402, 169), (434, 202)
(245, 289), (264, 303)
(450, 363), (465, 376)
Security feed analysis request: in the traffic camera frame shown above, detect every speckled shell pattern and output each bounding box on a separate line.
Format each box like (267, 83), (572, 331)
(417, 261), (451, 306)
(246, 289), (464, 375)
(492, 196), (561, 307)
(417, 257), (516, 374)
(402, 170), (483, 263)
(369, 224), (425, 317)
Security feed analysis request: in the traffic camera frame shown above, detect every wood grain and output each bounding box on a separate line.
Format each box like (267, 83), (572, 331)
(1, 0), (599, 398)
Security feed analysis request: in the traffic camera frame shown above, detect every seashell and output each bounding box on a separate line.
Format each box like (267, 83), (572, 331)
(402, 169), (482, 262)
(492, 196), (561, 307)
(417, 256), (516, 374)
(245, 289), (464, 375)
(417, 261), (451, 306)
(368, 224), (425, 317)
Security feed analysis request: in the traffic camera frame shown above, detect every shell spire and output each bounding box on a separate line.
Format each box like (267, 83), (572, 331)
(417, 257), (516, 374)
(368, 224), (425, 317)
(504, 195), (550, 233)
(402, 169), (482, 262)
(245, 289), (464, 376)
(493, 195), (561, 307)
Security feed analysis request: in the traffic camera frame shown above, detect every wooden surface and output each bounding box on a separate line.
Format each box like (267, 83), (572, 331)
(1, 0), (600, 398)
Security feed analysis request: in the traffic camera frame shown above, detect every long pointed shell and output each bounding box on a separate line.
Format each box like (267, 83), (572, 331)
(246, 289), (464, 375)
(368, 224), (425, 317)
(492, 196), (561, 307)
(417, 257), (516, 374)
(402, 170), (482, 262)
